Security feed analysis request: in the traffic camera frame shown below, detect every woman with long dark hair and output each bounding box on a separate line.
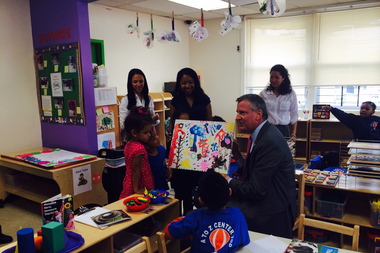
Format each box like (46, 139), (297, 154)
(119, 68), (159, 130)
(169, 67), (212, 215)
(259, 64), (298, 138)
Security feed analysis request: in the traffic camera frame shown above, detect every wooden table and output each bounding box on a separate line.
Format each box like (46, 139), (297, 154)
(237, 231), (360, 253)
(0, 196), (180, 253)
(0, 147), (107, 209)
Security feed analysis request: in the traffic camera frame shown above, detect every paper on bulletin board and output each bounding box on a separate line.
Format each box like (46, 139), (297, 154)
(97, 132), (116, 150)
(50, 72), (63, 97)
(94, 87), (117, 106)
(41, 95), (52, 111)
(73, 164), (92, 195)
(167, 120), (234, 174)
(96, 110), (115, 132)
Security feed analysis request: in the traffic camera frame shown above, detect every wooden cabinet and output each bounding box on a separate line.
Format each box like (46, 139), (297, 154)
(308, 119), (353, 163)
(304, 176), (380, 251)
(149, 92), (173, 148)
(0, 195), (180, 253)
(235, 119), (309, 162)
(162, 92), (172, 137)
(72, 196), (179, 253)
(95, 87), (122, 148)
(117, 92), (172, 148)
(0, 148), (107, 208)
(294, 120), (309, 163)
(96, 103), (122, 148)
(346, 140), (380, 178)
(234, 119), (354, 164)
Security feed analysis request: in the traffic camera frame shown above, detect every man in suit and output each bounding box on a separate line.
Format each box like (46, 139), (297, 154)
(223, 94), (296, 238)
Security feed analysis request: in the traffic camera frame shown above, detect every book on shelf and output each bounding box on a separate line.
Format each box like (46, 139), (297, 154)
(284, 239), (339, 253)
(91, 209), (131, 229)
(41, 194), (75, 230)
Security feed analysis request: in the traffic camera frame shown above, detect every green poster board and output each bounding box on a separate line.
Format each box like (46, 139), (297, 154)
(35, 42), (85, 125)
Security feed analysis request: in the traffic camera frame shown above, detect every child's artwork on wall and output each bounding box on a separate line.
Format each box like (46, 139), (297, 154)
(167, 120), (234, 174)
(96, 110), (115, 132)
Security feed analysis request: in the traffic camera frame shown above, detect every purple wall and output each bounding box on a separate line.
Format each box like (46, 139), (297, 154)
(29, 0), (98, 155)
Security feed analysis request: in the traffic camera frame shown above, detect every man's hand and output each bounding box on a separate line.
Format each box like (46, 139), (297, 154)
(222, 174), (231, 181)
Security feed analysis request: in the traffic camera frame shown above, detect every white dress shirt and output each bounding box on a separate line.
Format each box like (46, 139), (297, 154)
(259, 89), (298, 125)
(119, 94), (159, 129)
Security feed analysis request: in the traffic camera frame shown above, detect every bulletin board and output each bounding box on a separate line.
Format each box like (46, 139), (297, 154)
(35, 42), (85, 125)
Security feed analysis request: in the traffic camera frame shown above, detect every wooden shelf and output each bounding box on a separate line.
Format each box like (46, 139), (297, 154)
(303, 175), (380, 251)
(4, 174), (60, 203)
(346, 140), (380, 179)
(0, 195), (180, 253)
(0, 148), (107, 208)
(115, 92), (172, 148)
(149, 92), (172, 148)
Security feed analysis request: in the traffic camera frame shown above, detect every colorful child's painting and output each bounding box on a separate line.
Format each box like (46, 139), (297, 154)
(167, 120), (234, 174)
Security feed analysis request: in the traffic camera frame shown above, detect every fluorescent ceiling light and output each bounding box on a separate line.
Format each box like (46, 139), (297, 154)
(168, 0), (235, 11)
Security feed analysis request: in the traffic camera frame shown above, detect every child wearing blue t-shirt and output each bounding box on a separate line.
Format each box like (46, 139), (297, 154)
(165, 169), (250, 253)
(147, 132), (170, 190)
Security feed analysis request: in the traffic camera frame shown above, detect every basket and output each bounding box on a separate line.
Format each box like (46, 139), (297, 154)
(123, 196), (150, 212)
(144, 190), (169, 204)
(316, 191), (347, 219)
(367, 232), (380, 253)
(369, 196), (380, 228)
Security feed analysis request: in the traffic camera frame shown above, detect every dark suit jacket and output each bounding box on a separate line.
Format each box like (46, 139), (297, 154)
(228, 121), (297, 238)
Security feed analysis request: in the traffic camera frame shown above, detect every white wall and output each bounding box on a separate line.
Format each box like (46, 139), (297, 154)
(189, 19), (244, 122)
(0, 0), (42, 153)
(88, 4), (190, 94)
(88, 3), (243, 123)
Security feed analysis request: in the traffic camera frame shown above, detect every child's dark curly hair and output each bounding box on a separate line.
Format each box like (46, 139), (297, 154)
(122, 106), (153, 141)
(198, 169), (230, 210)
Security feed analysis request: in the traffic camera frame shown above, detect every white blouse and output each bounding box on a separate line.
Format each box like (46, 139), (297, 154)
(119, 94), (159, 129)
(259, 89), (298, 125)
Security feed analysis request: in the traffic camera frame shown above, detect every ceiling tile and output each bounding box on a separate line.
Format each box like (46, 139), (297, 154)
(92, 0), (380, 20)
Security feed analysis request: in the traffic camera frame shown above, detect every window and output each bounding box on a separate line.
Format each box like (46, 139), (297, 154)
(316, 86), (380, 108)
(245, 7), (380, 109)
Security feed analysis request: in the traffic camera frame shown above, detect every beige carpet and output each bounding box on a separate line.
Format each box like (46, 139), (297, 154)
(0, 195), (42, 247)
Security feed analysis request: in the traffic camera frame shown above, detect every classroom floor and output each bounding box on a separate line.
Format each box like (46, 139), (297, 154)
(0, 194), (42, 247)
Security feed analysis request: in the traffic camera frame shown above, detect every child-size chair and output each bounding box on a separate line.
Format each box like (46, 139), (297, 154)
(156, 231), (190, 253)
(292, 173), (305, 231)
(297, 214), (360, 251)
(124, 236), (153, 253)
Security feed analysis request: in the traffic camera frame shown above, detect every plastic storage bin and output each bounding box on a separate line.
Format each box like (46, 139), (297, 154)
(316, 191), (347, 219)
(304, 190), (313, 215)
(113, 230), (142, 253)
(305, 227), (330, 243)
(98, 148), (126, 204)
(369, 196), (380, 228)
(367, 232), (380, 253)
